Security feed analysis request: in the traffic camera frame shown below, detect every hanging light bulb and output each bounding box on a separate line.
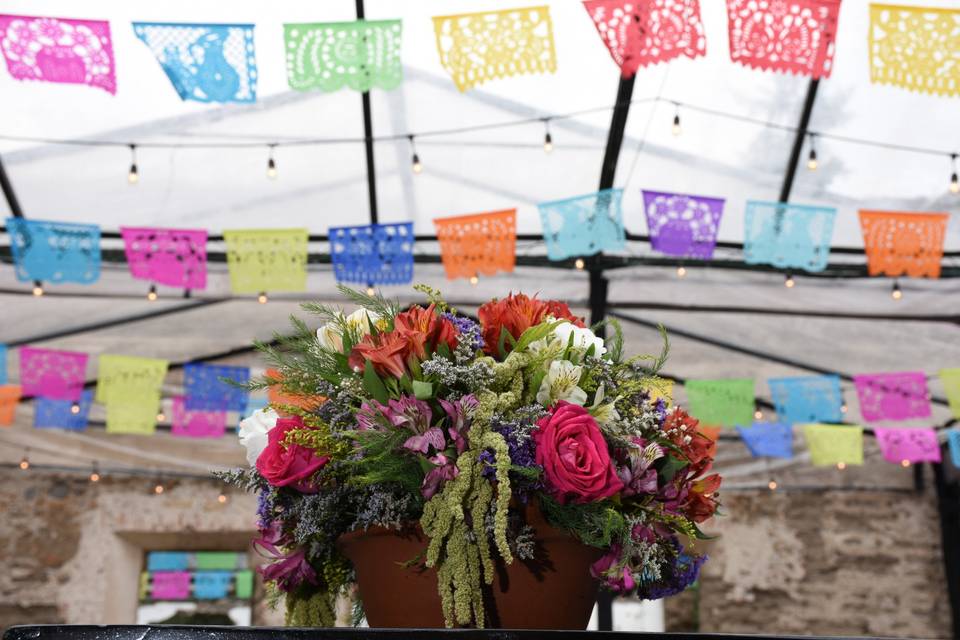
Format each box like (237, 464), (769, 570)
(156, 410), (166, 423)
(676, 265), (687, 278)
(154, 482), (164, 495)
(366, 284), (376, 297)
(671, 105), (682, 136)
(217, 491), (228, 504)
(266, 144), (278, 180)
(32, 280), (44, 297)
(469, 274), (479, 286)
(574, 258), (585, 270)
(89, 462), (100, 483)
(127, 144), (139, 185)
(19, 453), (30, 470)
(542, 119), (553, 153)
(768, 480), (778, 491)
(258, 292), (268, 304)
(806, 134), (818, 170)
(70, 402), (81, 415)
(950, 154), (959, 194)
(836, 461), (846, 471)
(409, 135), (422, 174)
(841, 403), (848, 414)
(891, 280), (902, 300)
(784, 273), (795, 288)
(900, 459), (911, 468)
(754, 410), (763, 420)
(147, 285), (158, 302)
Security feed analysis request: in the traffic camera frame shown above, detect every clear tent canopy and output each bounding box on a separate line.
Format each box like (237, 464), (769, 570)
(0, 0), (958, 486)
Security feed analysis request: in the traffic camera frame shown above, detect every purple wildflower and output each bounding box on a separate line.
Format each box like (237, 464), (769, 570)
(443, 312), (484, 350)
(253, 522), (318, 593)
(637, 539), (706, 599)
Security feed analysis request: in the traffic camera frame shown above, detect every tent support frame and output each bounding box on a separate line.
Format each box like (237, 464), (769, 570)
(0, 154), (24, 218)
(356, 0), (379, 225)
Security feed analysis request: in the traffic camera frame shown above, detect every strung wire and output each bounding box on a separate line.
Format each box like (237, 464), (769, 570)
(0, 96), (954, 160)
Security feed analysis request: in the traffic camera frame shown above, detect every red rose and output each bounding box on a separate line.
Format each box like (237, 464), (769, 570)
(533, 401), (624, 504)
(478, 293), (585, 359)
(256, 416), (329, 493)
(393, 304), (458, 359)
(349, 330), (410, 378)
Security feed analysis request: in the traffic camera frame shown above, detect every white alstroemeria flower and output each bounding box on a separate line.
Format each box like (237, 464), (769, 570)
(525, 334), (565, 360)
(537, 360), (588, 407)
(588, 383), (621, 426)
(238, 407), (279, 466)
(553, 322), (606, 356)
(317, 309), (380, 352)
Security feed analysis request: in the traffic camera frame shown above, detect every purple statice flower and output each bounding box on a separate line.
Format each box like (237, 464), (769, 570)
(638, 539), (706, 600)
(487, 419), (543, 500)
(256, 489), (278, 528)
(479, 450), (496, 479)
(443, 312), (484, 351)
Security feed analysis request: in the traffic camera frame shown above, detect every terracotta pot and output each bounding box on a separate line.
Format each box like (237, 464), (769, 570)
(337, 503), (602, 629)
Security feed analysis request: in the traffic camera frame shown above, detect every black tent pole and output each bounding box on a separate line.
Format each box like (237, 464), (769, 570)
(933, 459), (960, 637)
(356, 0), (378, 225)
(592, 72), (637, 631)
(0, 153), (24, 218)
(778, 78), (820, 204)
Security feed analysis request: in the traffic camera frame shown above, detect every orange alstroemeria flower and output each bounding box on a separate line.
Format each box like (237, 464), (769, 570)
(477, 293), (585, 359)
(349, 331), (410, 379)
(393, 304), (458, 360)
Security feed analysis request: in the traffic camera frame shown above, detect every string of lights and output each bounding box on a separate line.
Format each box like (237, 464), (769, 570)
(1, 96), (958, 190)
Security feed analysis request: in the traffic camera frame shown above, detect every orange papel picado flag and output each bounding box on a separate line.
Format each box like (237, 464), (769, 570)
(433, 209), (517, 281)
(859, 210), (949, 278)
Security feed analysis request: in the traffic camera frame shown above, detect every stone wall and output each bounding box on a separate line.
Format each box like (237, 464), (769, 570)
(0, 471), (952, 637)
(0, 471), (284, 631)
(665, 488), (952, 638)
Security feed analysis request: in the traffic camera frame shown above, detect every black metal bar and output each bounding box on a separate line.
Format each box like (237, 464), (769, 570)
(356, 0), (379, 225)
(933, 459), (960, 638)
(592, 73), (637, 629)
(4, 299), (230, 347)
(778, 78), (820, 203)
(0, 153), (24, 218)
(609, 310), (956, 410)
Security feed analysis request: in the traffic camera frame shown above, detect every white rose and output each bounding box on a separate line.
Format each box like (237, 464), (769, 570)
(238, 407), (279, 467)
(316, 309), (380, 352)
(553, 322), (606, 356)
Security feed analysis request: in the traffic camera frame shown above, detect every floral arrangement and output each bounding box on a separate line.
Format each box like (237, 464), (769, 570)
(221, 286), (721, 628)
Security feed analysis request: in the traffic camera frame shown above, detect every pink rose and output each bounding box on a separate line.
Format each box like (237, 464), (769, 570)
(256, 416), (329, 492)
(533, 401), (624, 504)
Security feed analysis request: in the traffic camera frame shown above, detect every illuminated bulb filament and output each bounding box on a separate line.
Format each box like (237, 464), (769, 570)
(768, 480), (778, 491)
(543, 132), (553, 153)
(154, 484), (164, 495)
(156, 412), (166, 423)
(266, 157), (278, 180)
(258, 292), (268, 304)
(32, 281), (44, 297)
(900, 459), (911, 468)
(147, 285), (158, 302)
(19, 456), (30, 470)
(951, 172), (959, 194)
(217, 493), (228, 504)
(469, 275), (479, 286)
(574, 258), (585, 270)
(891, 281), (902, 300)
(784, 274), (795, 288)
(411, 153), (422, 174)
(90, 471), (100, 483)
(754, 410), (763, 420)
(70, 403), (81, 415)
(366, 285), (376, 297)
(676, 265), (687, 278)
(807, 149), (818, 171)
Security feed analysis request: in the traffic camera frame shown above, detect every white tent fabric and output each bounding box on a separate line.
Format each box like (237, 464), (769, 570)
(0, 0), (958, 485)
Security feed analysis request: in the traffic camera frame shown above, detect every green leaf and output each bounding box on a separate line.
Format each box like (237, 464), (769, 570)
(497, 326), (516, 359)
(363, 361), (389, 404)
(513, 320), (564, 354)
(398, 375), (413, 394)
(657, 455), (688, 484)
(435, 342), (453, 361)
(413, 380), (433, 400)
